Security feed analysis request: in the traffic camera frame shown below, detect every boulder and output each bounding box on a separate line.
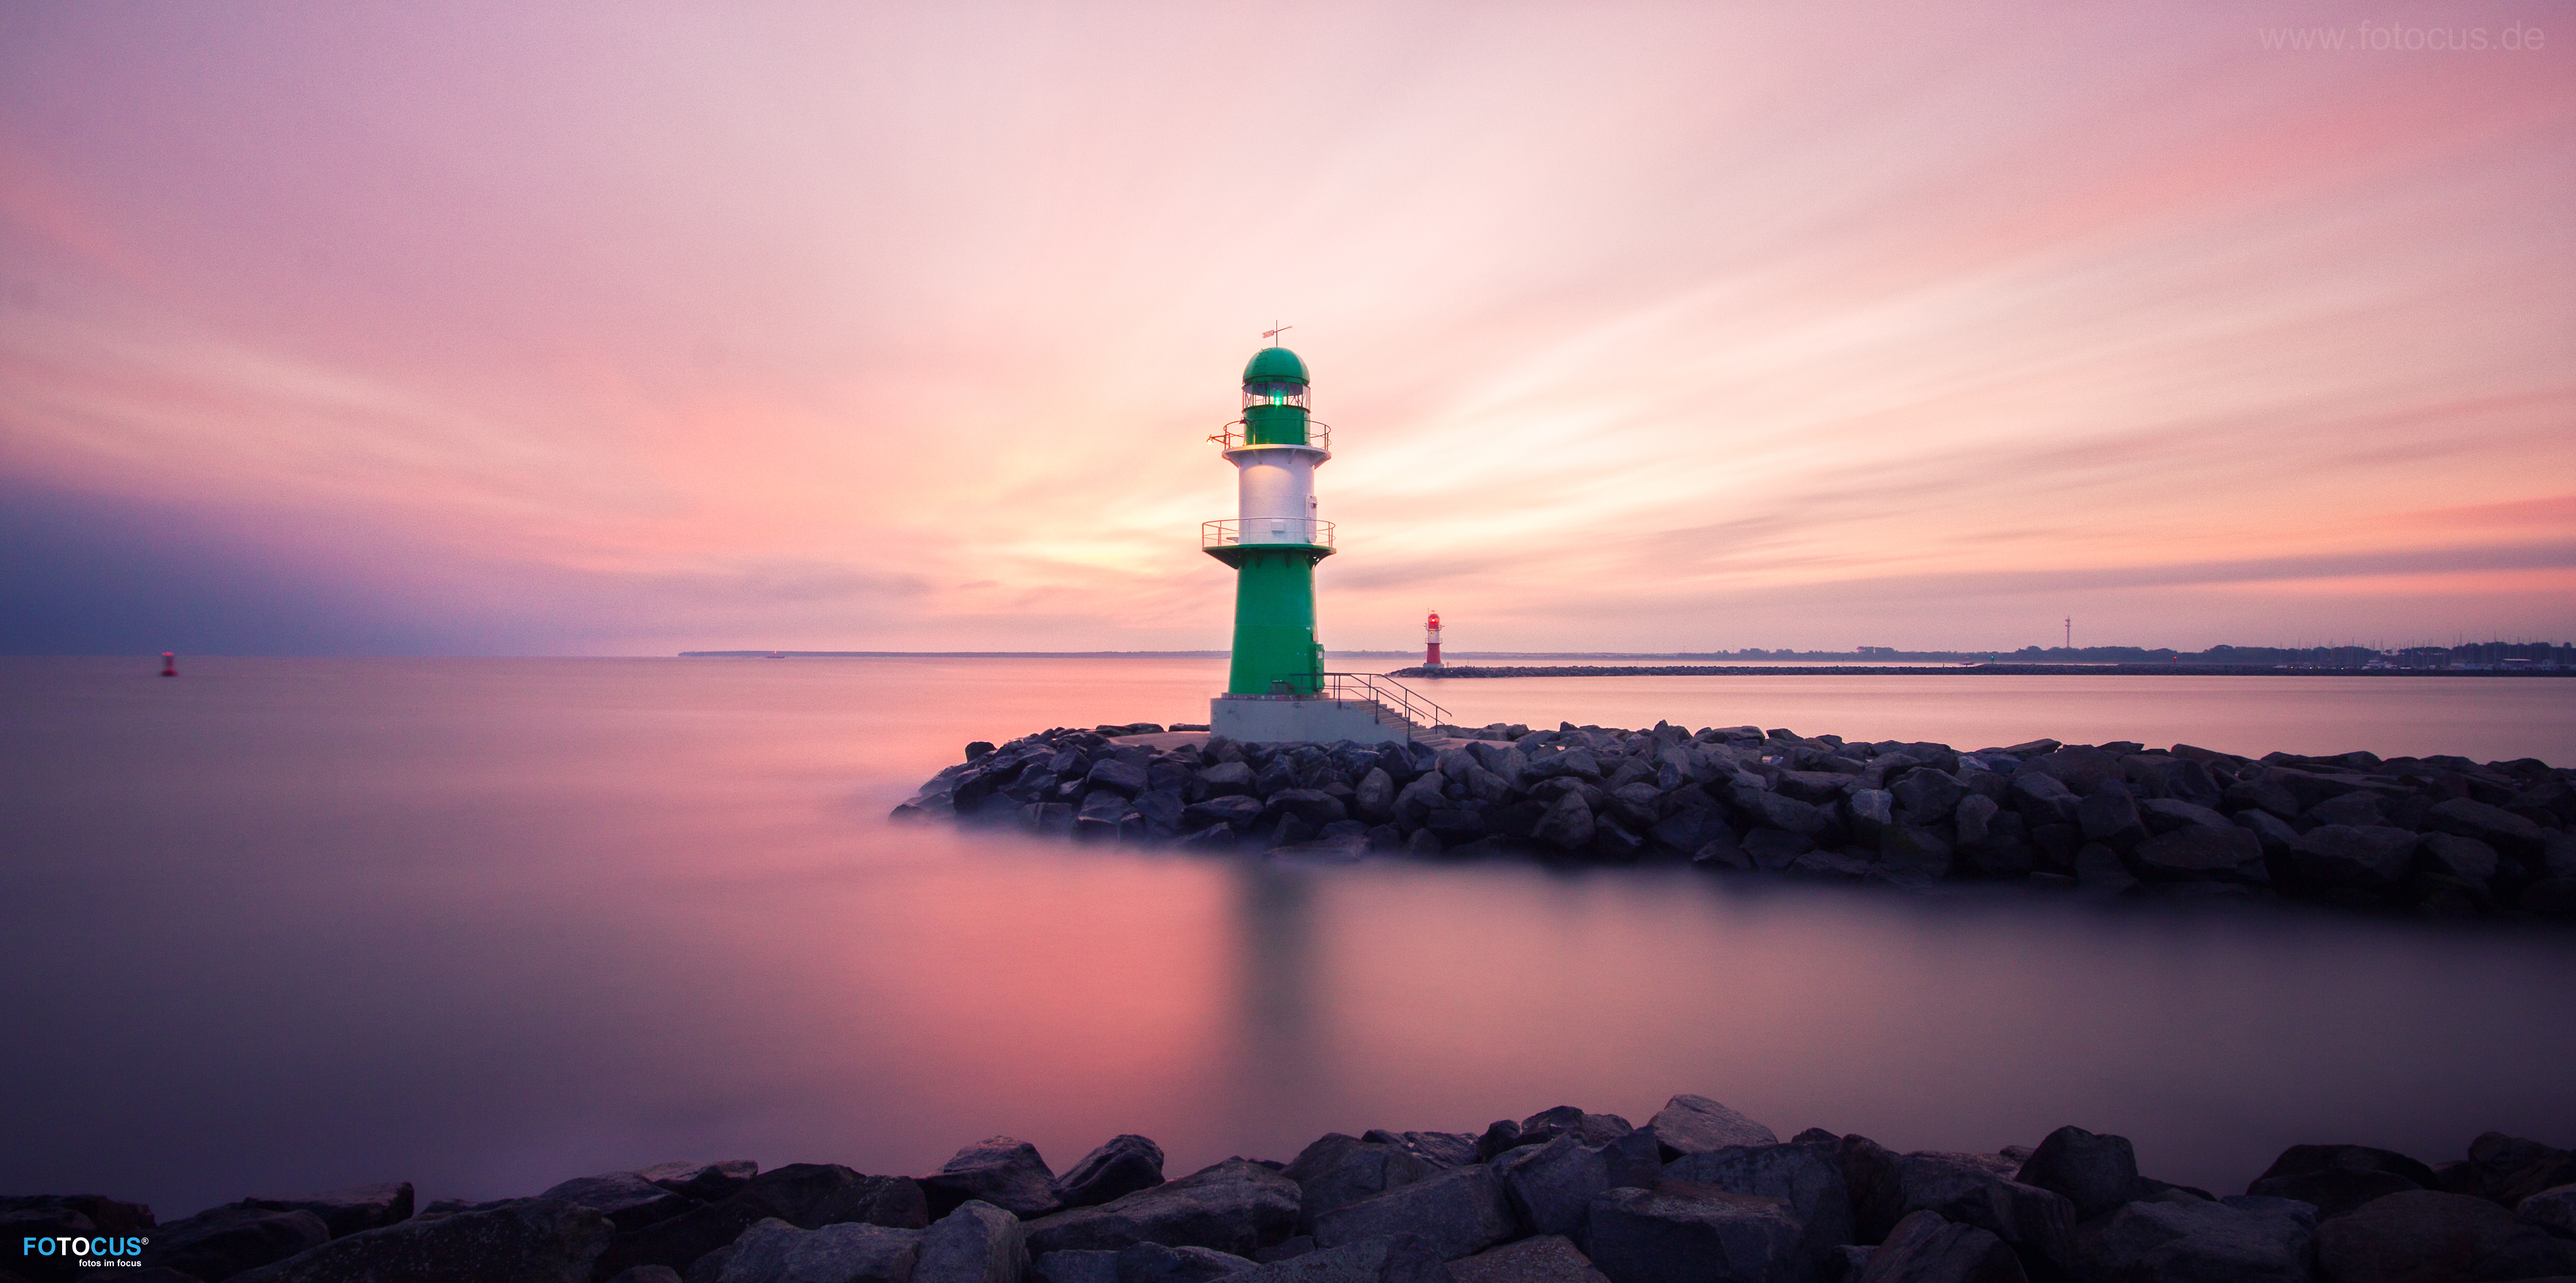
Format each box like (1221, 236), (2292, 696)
(2519, 1184), (2576, 1235)
(593, 1167), (926, 1279)
(2417, 834), (2501, 888)
(2303, 790), (2389, 827)
(2427, 798), (2549, 860)
(149, 1205), (332, 1281)
(224, 1198), (612, 1283)
(1060, 1137), (1169, 1211)
(923, 1140), (1063, 1221)
(1310, 1166), (1514, 1261)
(1583, 1183), (1806, 1283)
(1285, 1136), (1441, 1227)
(1734, 789), (1838, 844)
(1024, 1161), (1301, 1258)
(1223, 1233), (1449, 1283)
(2136, 799), (2232, 835)
(1953, 795), (1999, 849)
(2288, 826), (2420, 897)
(1113, 1242), (1253, 1283)
(1887, 1154), (2073, 1279)
(639, 1163), (760, 1204)
(1890, 770), (1965, 825)
(716, 1217), (924, 1283)
(2127, 826), (2267, 884)
(2078, 785), (2148, 851)
(2006, 774), (2079, 828)
(2317, 1189), (2576, 1283)
(918, 1202), (1029, 1283)
(1661, 1142), (1853, 1275)
(2010, 1127), (2138, 1221)
(2023, 747), (2122, 796)
(1514, 1108), (1635, 1151)
(1267, 790), (1350, 830)
(237, 1185), (415, 1240)
(1197, 763), (1257, 799)
(1531, 794), (1597, 852)
(1182, 797), (1264, 833)
(1447, 1235), (1609, 1283)
(1850, 1210), (2024, 1283)
(536, 1174), (696, 1232)
(2232, 810), (2302, 859)
(1354, 770), (1396, 822)
(2245, 1145), (2436, 1220)
(1087, 760), (1151, 799)
(607, 1267), (684, 1283)
(2075, 1196), (2314, 1283)
(1833, 1137), (1908, 1246)
(1035, 1251), (1121, 1283)
(1879, 826), (1954, 878)
(1848, 790), (1897, 844)
(2448, 1132), (2576, 1208)
(1493, 1135), (1614, 1241)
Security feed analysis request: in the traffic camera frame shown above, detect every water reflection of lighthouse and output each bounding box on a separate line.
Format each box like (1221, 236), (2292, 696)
(1422, 612), (1443, 673)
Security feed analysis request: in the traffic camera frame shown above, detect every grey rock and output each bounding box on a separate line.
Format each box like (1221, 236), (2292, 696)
(1286, 1136), (1441, 1227)
(2127, 826), (2268, 884)
(2245, 1145), (2435, 1221)
(1034, 1250), (1121, 1283)
(225, 1198), (611, 1283)
(1493, 1135), (1613, 1241)
(2137, 799), (2231, 835)
(2010, 1127), (2138, 1221)
(2317, 1189), (2576, 1283)
(150, 1205), (333, 1281)
(1889, 1154), (2073, 1279)
(1354, 770), (1396, 822)
(1851, 1210), (2023, 1283)
(1447, 1236), (1607, 1283)
(2078, 784), (2147, 850)
(1890, 770), (1965, 826)
(719, 1218), (924, 1283)
(1583, 1183), (1806, 1283)
(1953, 795), (1998, 849)
(1879, 826), (1954, 878)
(2232, 810), (2301, 858)
(1789, 850), (1873, 880)
(1394, 776), (1449, 826)
(2076, 1197), (2314, 1283)
(1311, 1167), (1513, 1262)
(639, 1162), (761, 1204)
(593, 1167), (927, 1280)
(1225, 1233), (1450, 1283)
(2006, 773), (2079, 828)
(1115, 1242), (1254, 1283)
(538, 1173), (697, 1232)
(1024, 1161), (1300, 1258)
(1662, 1142), (1853, 1276)
(240, 1184), (417, 1239)
(2427, 797), (2550, 860)
(609, 1267), (687, 1283)
(2419, 833), (2502, 888)
(1197, 763), (1257, 798)
(1267, 790), (1350, 830)
(2520, 1183), (2576, 1235)
(1734, 788), (1837, 842)
(924, 1139), (1063, 1221)
(1531, 794), (1596, 852)
(1060, 1138), (1169, 1212)
(1514, 1108), (1635, 1151)
(1182, 797), (1263, 833)
(2304, 791), (2386, 828)
(918, 1202), (1028, 1283)
(2289, 825), (2419, 896)
(1848, 790), (1897, 845)
(1087, 760), (1151, 799)
(2023, 746), (2122, 796)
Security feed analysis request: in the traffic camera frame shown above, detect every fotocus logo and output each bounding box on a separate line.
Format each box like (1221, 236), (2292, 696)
(19, 1233), (148, 1267)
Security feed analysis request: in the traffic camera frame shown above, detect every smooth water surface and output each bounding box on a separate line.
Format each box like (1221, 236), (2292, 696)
(3, 656), (2570, 1219)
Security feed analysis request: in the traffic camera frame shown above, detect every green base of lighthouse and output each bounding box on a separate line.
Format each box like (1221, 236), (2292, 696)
(1204, 542), (1333, 694)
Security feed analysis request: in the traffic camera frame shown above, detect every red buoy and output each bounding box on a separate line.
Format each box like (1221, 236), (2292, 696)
(160, 652), (177, 677)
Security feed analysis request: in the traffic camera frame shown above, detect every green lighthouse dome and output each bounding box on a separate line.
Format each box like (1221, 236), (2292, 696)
(1243, 346), (1309, 385)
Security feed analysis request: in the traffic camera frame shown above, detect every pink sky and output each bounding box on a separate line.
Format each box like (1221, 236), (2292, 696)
(2, 1), (2570, 654)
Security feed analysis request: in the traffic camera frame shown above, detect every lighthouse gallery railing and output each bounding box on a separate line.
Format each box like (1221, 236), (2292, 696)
(1208, 420), (1331, 453)
(1203, 518), (1335, 549)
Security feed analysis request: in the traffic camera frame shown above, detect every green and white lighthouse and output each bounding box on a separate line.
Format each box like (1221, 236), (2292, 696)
(1202, 339), (1429, 745)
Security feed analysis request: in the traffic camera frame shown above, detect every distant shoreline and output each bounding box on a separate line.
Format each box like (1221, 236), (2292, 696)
(1386, 664), (2576, 678)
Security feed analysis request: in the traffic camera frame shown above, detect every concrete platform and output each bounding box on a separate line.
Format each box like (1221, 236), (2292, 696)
(1209, 695), (1415, 745)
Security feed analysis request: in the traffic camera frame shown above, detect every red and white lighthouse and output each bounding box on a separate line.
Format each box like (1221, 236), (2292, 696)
(1423, 612), (1443, 671)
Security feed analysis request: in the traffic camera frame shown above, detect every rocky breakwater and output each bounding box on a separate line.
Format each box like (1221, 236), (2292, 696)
(891, 723), (2576, 921)
(13, 1098), (2576, 1282)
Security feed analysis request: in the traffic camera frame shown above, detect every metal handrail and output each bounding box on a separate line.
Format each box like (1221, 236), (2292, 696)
(1203, 518), (1335, 549)
(1319, 672), (1449, 740)
(1208, 419), (1331, 453)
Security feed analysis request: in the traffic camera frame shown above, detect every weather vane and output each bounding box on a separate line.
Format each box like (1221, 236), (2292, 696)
(1262, 321), (1292, 346)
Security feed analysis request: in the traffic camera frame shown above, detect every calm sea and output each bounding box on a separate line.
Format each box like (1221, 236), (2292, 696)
(3, 656), (2570, 1220)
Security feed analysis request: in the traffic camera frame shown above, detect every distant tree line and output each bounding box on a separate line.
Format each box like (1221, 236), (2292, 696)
(1664, 642), (2574, 668)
